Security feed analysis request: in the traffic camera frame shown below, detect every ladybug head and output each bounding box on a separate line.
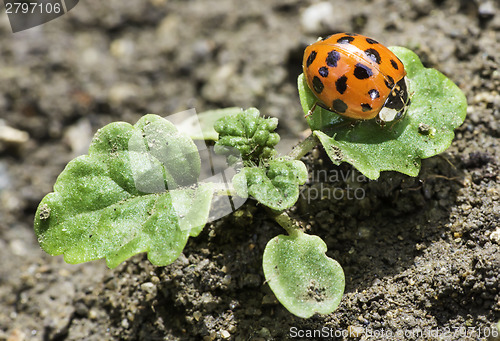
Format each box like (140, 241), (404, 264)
(377, 77), (411, 123)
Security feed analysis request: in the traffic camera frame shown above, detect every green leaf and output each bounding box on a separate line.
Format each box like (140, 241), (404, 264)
(263, 231), (345, 318)
(174, 107), (242, 140)
(298, 47), (467, 179)
(214, 108), (280, 162)
(34, 114), (213, 268)
(232, 159), (307, 210)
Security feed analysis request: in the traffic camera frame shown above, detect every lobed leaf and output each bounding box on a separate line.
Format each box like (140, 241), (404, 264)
(34, 114), (213, 268)
(299, 47), (467, 179)
(214, 108), (280, 162)
(232, 159), (307, 211)
(263, 231), (345, 318)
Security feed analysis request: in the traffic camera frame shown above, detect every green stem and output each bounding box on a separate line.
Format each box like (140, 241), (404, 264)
(264, 134), (317, 236)
(212, 133), (317, 198)
(287, 133), (318, 160)
(267, 209), (301, 237)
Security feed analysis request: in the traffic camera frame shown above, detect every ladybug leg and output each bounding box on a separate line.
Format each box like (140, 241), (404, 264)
(388, 120), (398, 131)
(347, 120), (358, 129)
(376, 116), (385, 127)
(326, 118), (358, 133)
(305, 102), (318, 118)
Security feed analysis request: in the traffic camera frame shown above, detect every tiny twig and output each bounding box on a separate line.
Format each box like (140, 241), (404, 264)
(287, 133), (319, 160)
(424, 174), (465, 187)
(266, 208), (301, 237)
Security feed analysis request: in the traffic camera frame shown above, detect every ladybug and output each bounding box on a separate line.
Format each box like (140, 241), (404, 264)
(303, 33), (410, 124)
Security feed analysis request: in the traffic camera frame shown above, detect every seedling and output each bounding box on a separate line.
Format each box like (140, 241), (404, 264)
(34, 47), (466, 318)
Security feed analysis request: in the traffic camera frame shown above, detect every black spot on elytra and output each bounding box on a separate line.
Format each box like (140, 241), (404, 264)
(365, 48), (381, 64)
(368, 89), (380, 99)
(337, 36), (355, 44)
(318, 66), (329, 77)
(312, 76), (324, 94)
(335, 75), (348, 94)
(353, 63), (373, 79)
(326, 50), (341, 67)
(306, 51), (317, 67)
(366, 37), (379, 44)
(385, 75), (395, 89)
(332, 99), (348, 113)
(361, 103), (372, 112)
(390, 59), (399, 70)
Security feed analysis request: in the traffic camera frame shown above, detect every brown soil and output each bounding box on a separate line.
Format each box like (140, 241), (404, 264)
(0, 0), (499, 340)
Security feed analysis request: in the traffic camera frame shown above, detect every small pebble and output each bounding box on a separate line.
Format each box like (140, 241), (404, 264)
(74, 302), (89, 317)
(259, 327), (271, 338)
(261, 294), (278, 305)
(7, 328), (25, 341)
(140, 282), (156, 293)
(490, 227), (500, 244)
(301, 2), (334, 34)
(0, 162), (10, 190)
(108, 83), (139, 106)
(478, 1), (496, 19)
(222, 275), (232, 286)
(63, 119), (92, 156)
(193, 311), (202, 321)
(110, 38), (135, 59)
(0, 121), (29, 152)
(88, 309), (98, 320)
(9, 240), (27, 256)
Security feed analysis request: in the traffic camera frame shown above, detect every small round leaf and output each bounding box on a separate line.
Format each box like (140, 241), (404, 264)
(232, 159), (307, 211)
(263, 232), (345, 318)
